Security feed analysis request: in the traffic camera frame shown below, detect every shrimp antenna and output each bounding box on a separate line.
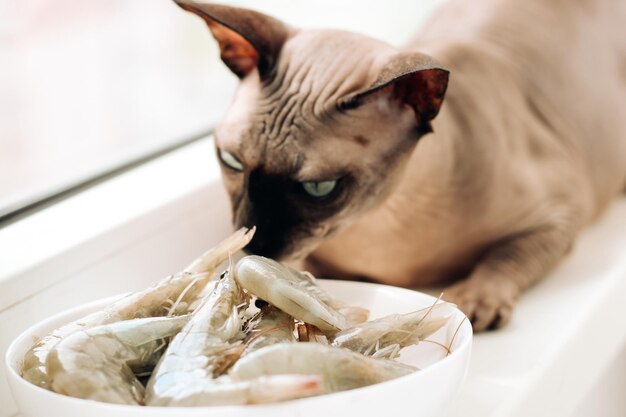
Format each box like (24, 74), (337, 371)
(445, 316), (467, 357)
(415, 293), (444, 327)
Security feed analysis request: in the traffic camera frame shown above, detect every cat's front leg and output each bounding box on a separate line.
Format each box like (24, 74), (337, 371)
(445, 211), (581, 331)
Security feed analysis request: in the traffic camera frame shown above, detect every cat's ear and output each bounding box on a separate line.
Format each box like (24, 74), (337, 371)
(174, 0), (291, 78)
(341, 52), (449, 133)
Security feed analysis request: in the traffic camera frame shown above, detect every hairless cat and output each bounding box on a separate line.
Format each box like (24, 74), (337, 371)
(173, 0), (626, 330)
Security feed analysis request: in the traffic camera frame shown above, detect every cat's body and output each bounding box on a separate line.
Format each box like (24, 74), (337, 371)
(309, 0), (626, 287)
(174, 0), (626, 330)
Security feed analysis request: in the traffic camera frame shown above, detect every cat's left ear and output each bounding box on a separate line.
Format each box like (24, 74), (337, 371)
(342, 52), (449, 133)
(173, 0), (291, 79)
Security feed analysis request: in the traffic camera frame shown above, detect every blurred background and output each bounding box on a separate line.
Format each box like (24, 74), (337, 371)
(0, 0), (442, 219)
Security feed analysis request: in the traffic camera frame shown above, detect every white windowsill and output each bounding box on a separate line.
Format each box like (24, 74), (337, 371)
(449, 199), (626, 417)
(0, 137), (223, 311)
(0, 136), (624, 417)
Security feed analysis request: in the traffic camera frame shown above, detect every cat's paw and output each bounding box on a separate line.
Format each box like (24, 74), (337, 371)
(444, 277), (518, 331)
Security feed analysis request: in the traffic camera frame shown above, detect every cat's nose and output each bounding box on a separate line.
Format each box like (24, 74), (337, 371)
(234, 206), (286, 259)
(243, 230), (286, 260)
(235, 170), (297, 260)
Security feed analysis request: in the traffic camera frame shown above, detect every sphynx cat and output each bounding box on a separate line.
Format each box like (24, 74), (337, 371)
(173, 0), (626, 330)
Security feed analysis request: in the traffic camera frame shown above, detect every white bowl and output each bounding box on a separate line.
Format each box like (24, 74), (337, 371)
(6, 280), (472, 417)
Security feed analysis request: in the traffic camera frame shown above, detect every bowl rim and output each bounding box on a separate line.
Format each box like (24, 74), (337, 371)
(5, 279), (472, 412)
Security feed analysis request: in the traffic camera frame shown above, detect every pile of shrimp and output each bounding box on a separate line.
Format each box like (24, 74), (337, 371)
(21, 227), (459, 406)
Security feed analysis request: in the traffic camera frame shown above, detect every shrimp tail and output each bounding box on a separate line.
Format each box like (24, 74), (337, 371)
(242, 374), (322, 404)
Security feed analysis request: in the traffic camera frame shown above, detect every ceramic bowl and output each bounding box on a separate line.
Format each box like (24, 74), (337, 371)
(6, 280), (472, 417)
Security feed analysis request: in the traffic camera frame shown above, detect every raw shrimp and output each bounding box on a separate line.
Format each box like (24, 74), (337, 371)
(146, 269), (249, 402)
(46, 315), (189, 404)
(331, 301), (455, 359)
(22, 227), (254, 389)
(235, 256), (349, 332)
(145, 271), (321, 406)
(229, 342), (416, 393)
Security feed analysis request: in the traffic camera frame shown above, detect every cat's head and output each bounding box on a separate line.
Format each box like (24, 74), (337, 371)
(175, 1), (449, 260)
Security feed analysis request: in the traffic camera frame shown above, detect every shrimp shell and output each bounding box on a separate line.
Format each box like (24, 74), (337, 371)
(147, 374), (322, 406)
(46, 315), (189, 404)
(235, 256), (348, 332)
(295, 270), (369, 327)
(229, 342), (416, 393)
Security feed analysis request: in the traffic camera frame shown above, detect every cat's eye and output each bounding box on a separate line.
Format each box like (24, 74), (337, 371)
(217, 148), (244, 172)
(302, 180), (337, 198)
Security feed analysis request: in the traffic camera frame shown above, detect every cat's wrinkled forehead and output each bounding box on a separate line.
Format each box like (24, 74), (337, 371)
(232, 30), (394, 171)
(273, 29), (392, 90)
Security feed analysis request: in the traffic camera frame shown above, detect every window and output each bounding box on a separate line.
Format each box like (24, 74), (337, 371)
(0, 0), (442, 222)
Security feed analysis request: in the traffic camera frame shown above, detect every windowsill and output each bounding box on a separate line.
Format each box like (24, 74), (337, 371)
(0, 136), (222, 311)
(449, 199), (626, 417)
(1, 137), (624, 416)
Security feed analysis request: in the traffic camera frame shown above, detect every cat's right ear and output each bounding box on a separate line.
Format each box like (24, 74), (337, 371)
(173, 0), (291, 79)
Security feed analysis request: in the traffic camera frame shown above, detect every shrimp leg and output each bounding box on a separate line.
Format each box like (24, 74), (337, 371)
(242, 304), (295, 355)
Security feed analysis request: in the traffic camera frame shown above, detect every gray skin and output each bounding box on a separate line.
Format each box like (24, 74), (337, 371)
(173, 0), (626, 331)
